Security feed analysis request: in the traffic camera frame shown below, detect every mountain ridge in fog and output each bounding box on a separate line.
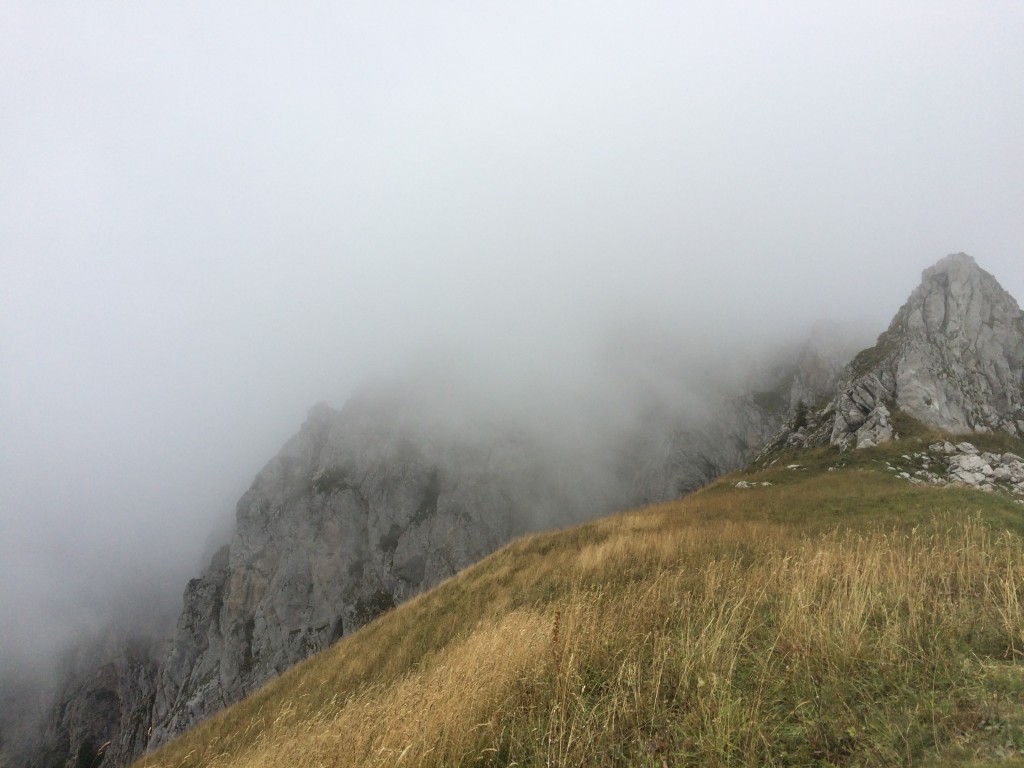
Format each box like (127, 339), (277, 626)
(5, 252), (1024, 767)
(0, 308), (865, 768)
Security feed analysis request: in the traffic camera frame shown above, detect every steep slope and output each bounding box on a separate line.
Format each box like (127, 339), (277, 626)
(1, 630), (161, 768)
(0, 335), (831, 767)
(18, 249), (1018, 766)
(6, 381), (815, 767)
(129, 249), (1017, 765)
(147, 355), (827, 748)
(768, 253), (1024, 454)
(632, 327), (852, 502)
(885, 253), (1024, 436)
(148, 398), (552, 745)
(132, 432), (1024, 768)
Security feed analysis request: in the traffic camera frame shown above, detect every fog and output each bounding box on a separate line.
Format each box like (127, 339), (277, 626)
(2, 2), (1023, 677)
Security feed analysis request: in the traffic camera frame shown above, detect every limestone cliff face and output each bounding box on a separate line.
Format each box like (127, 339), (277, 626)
(630, 401), (787, 504)
(771, 253), (1024, 452)
(1, 631), (160, 768)
(633, 330), (851, 501)
(147, 397), (571, 746)
(887, 253), (1024, 436)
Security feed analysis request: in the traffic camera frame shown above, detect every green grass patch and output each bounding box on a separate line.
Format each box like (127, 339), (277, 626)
(136, 459), (1024, 768)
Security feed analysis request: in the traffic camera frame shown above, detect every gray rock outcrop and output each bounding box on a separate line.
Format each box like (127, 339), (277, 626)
(894, 255), (1024, 436)
(148, 397), (536, 745)
(1, 630), (160, 768)
(768, 254), (1024, 453)
(627, 327), (852, 503)
(873, 441), (1024, 499)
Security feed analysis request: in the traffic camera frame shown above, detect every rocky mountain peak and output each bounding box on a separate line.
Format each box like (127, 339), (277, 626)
(925, 250), (977, 275)
(772, 253), (1024, 452)
(894, 252), (1018, 344)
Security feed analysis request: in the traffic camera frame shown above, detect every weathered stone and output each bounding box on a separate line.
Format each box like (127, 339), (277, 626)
(953, 454), (986, 473)
(2, 628), (161, 768)
(853, 402), (895, 449)
(775, 254), (1024, 451)
(952, 468), (984, 486)
(149, 400), (543, 746)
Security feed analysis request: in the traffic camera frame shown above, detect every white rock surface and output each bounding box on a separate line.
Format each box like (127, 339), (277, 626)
(772, 254), (1024, 451)
(896, 255), (1024, 436)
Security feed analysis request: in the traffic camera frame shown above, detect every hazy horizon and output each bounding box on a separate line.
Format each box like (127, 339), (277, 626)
(3, 2), (1023, 676)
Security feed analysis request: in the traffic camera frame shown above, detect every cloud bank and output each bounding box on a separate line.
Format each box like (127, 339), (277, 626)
(2, 1), (1023, 672)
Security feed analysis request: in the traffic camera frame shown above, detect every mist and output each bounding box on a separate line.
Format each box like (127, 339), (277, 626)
(2, 2), (1023, 679)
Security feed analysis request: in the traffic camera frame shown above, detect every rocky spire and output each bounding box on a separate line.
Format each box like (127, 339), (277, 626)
(887, 253), (1024, 435)
(787, 253), (1024, 450)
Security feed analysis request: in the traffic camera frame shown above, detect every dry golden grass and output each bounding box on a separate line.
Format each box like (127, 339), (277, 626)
(136, 463), (1024, 768)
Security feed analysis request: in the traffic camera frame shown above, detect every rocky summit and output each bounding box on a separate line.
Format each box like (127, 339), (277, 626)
(772, 253), (1024, 452)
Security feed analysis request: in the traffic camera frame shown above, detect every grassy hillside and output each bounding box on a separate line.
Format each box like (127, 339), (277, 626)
(136, 433), (1024, 768)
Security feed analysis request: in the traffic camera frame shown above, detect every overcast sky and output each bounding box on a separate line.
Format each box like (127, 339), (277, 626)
(2, 1), (1023, 670)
